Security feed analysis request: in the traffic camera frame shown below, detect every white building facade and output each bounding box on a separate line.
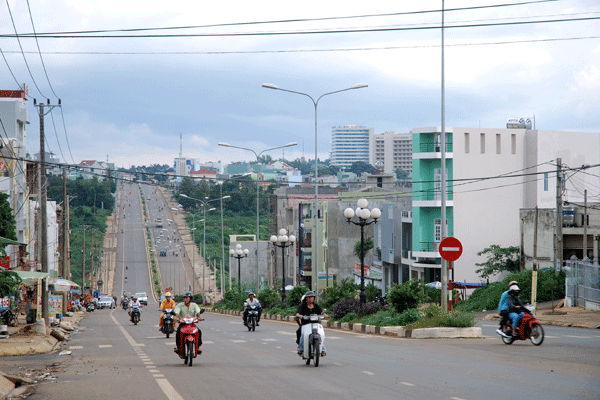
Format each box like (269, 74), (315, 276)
(0, 89), (30, 268)
(369, 131), (412, 175)
(412, 125), (600, 284)
(330, 125), (373, 168)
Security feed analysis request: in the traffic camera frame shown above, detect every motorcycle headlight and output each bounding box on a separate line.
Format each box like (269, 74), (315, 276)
(310, 315), (319, 322)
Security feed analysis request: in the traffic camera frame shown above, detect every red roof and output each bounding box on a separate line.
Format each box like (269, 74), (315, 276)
(191, 168), (217, 175)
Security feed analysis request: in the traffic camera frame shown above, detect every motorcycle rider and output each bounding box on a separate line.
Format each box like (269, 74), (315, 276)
(128, 295), (142, 320)
(242, 292), (262, 327)
(496, 280), (518, 336)
(159, 292), (176, 331)
(507, 285), (527, 337)
(174, 292), (204, 355)
(295, 291), (328, 357)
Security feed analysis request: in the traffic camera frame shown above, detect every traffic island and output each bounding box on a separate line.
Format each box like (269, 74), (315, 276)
(405, 327), (482, 339)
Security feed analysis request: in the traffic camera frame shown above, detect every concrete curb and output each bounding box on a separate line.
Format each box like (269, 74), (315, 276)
(205, 308), (482, 339)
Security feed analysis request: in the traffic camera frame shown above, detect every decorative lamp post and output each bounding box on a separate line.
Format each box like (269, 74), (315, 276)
(270, 229), (296, 303)
(262, 83), (367, 298)
(344, 198), (381, 304)
(230, 244), (249, 290)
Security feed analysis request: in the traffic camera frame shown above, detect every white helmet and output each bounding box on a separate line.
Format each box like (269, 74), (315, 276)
(509, 285), (520, 292)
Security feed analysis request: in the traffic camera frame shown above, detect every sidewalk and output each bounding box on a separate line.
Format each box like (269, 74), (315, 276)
(0, 311), (86, 398)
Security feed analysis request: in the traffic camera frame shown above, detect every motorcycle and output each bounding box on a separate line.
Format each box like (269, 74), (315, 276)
(122, 299), (128, 310)
(496, 305), (545, 346)
(245, 304), (260, 332)
(299, 314), (326, 367)
(130, 306), (141, 325)
(161, 308), (176, 338)
(0, 307), (17, 327)
(86, 302), (95, 312)
(175, 309), (205, 367)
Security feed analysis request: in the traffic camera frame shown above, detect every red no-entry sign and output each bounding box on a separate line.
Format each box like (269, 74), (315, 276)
(439, 237), (463, 262)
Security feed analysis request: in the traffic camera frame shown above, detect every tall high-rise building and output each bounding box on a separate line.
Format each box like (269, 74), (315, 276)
(329, 125), (373, 168)
(369, 131), (412, 175)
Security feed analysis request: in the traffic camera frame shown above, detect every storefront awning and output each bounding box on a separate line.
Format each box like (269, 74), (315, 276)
(12, 270), (49, 285)
(0, 236), (26, 246)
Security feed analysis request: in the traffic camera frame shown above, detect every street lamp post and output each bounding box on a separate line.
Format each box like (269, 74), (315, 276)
(270, 229), (296, 303)
(229, 244), (249, 290)
(218, 142), (297, 291)
(262, 83), (367, 296)
(344, 198), (381, 304)
(190, 227), (197, 293)
(181, 194), (229, 299)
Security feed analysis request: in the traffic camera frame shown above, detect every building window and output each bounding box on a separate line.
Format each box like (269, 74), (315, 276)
(496, 134), (501, 154)
(544, 173), (548, 191)
(464, 133), (469, 153)
(511, 134), (516, 154)
(480, 133), (485, 154)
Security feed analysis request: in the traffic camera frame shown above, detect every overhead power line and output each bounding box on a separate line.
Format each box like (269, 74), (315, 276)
(3, 16), (599, 39)
(10, 0), (562, 36)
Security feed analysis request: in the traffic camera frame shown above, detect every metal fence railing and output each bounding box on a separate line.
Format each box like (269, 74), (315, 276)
(565, 259), (600, 308)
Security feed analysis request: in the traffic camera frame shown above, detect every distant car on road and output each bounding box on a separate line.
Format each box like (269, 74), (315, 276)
(135, 292), (148, 305)
(98, 296), (116, 309)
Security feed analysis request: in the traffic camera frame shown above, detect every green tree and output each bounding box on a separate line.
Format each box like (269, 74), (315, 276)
(394, 168), (410, 180)
(0, 270), (21, 297)
(475, 245), (520, 279)
(349, 161), (376, 176)
(354, 237), (374, 259)
(0, 192), (17, 244)
(387, 279), (426, 313)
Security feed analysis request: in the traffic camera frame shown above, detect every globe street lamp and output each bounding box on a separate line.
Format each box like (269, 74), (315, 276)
(262, 83), (367, 297)
(344, 198), (381, 304)
(270, 229), (296, 303)
(218, 142), (297, 290)
(229, 244), (249, 290)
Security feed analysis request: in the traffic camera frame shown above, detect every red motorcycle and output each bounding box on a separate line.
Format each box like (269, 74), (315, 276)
(175, 310), (204, 366)
(497, 305), (545, 346)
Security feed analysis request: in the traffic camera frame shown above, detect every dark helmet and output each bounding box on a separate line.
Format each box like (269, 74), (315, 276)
(183, 291), (193, 298)
(304, 291), (316, 298)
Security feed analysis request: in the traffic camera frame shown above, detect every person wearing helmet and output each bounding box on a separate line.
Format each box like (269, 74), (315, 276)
(174, 292), (203, 354)
(128, 296), (142, 319)
(496, 280), (518, 336)
(243, 292), (262, 327)
(159, 292), (176, 331)
(295, 291), (328, 357)
(507, 285), (526, 337)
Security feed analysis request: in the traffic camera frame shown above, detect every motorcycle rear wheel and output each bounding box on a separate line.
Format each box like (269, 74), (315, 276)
(529, 323), (545, 346)
(251, 317), (256, 332)
(187, 341), (195, 366)
(501, 325), (514, 345)
(305, 342), (311, 365)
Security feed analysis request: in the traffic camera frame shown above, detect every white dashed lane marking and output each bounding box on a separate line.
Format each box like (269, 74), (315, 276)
(98, 345), (113, 348)
(231, 340), (247, 343)
(400, 382), (414, 387)
(363, 371), (375, 375)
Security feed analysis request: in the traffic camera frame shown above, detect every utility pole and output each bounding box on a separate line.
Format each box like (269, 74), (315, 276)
(531, 206), (539, 308)
(82, 225), (89, 291)
(440, 0), (448, 312)
(555, 158), (563, 275)
(583, 190), (588, 259)
(34, 99), (60, 325)
(60, 170), (67, 278)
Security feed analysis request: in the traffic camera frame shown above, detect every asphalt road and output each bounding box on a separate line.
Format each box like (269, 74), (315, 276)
(6, 182), (599, 400)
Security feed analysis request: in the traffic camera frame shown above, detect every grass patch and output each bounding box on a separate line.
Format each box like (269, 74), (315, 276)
(405, 305), (475, 329)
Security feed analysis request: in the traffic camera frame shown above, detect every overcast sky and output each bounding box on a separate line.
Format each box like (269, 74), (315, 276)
(1, 0), (598, 169)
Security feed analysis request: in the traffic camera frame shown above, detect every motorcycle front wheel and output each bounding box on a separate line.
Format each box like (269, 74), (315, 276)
(251, 317), (256, 332)
(187, 341), (195, 366)
(313, 337), (320, 367)
(529, 323), (545, 346)
(305, 342), (311, 365)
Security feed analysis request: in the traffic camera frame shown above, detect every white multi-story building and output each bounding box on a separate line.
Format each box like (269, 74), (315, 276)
(0, 88), (30, 269)
(369, 131), (412, 175)
(411, 125), (600, 284)
(330, 125), (373, 169)
(174, 157), (193, 178)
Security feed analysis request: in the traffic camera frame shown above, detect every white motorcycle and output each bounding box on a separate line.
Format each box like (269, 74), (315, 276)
(300, 314), (325, 367)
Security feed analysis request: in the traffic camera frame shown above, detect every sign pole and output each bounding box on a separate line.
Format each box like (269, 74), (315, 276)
(448, 261), (453, 311)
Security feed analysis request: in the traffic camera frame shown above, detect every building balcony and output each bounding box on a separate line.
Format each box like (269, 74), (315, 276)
(412, 241), (441, 260)
(413, 143), (453, 159)
(412, 192), (453, 208)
